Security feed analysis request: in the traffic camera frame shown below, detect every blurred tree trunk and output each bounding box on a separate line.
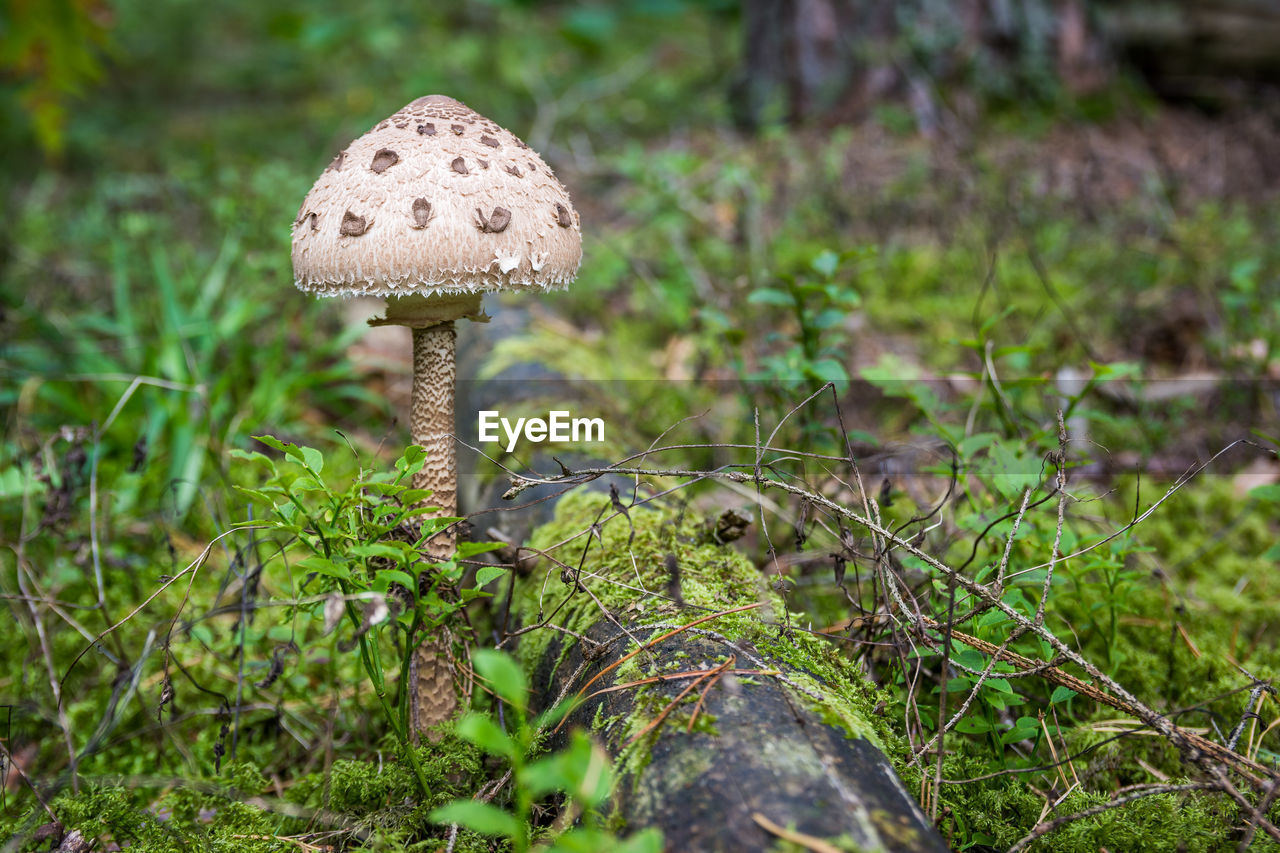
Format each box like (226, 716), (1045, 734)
(732, 0), (1280, 127)
(731, 0), (1111, 128)
(1103, 0), (1280, 101)
(731, 0), (894, 128)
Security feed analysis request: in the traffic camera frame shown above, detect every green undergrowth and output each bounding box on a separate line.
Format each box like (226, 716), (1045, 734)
(514, 490), (897, 763)
(1, 739), (491, 852)
(933, 762), (1256, 853)
(886, 470), (1280, 851)
(1058, 475), (1278, 711)
(510, 476), (1280, 853)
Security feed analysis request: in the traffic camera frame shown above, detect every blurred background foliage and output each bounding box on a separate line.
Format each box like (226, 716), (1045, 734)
(1, 0), (1279, 850)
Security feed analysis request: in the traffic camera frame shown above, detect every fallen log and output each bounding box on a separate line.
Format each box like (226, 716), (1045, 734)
(513, 491), (948, 852)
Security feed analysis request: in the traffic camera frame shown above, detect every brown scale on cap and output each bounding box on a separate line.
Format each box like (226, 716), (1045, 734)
(555, 203), (572, 228)
(327, 152), (345, 172)
(476, 206), (511, 233)
(506, 164), (522, 178)
(417, 123), (436, 136)
(451, 124), (465, 135)
(451, 157), (468, 175)
(339, 210), (368, 236)
(411, 198), (432, 229)
(480, 135), (499, 148)
(370, 149), (399, 173)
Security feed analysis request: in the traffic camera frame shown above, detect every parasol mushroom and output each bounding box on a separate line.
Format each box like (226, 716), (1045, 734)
(291, 94), (582, 737)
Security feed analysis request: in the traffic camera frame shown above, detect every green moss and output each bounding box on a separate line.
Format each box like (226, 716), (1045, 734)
(2, 742), (489, 853)
(514, 490), (897, 770)
(939, 768), (1273, 852)
(905, 473), (1280, 851)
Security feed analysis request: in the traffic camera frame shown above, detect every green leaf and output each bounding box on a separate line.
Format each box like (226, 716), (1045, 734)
(562, 733), (612, 806)
(232, 486), (284, 507)
(521, 754), (572, 799)
(615, 829), (664, 853)
(405, 509), (459, 527)
(962, 833), (998, 851)
(978, 610), (1011, 629)
(455, 713), (518, 760)
(254, 436), (304, 467)
(804, 358), (849, 384)
(533, 697), (581, 733)
(290, 476), (324, 492)
(977, 306), (1017, 338)
(810, 308), (846, 330)
(266, 624), (294, 642)
(1249, 483), (1280, 503)
(472, 649), (529, 712)
(991, 692), (1026, 708)
(456, 541), (503, 559)
(1050, 686), (1077, 704)
(362, 482), (407, 496)
(295, 555), (351, 581)
(475, 566), (507, 588)
(954, 717), (992, 734)
(1001, 716), (1040, 744)
(229, 449), (276, 473)
(396, 445), (428, 476)
(956, 432), (997, 458)
(300, 445), (324, 474)
(429, 800), (520, 839)
(552, 828), (664, 853)
(372, 570), (417, 594)
(985, 439), (1040, 498)
(351, 542), (412, 561)
(746, 287), (794, 307)
(520, 732), (612, 805)
(810, 249), (839, 278)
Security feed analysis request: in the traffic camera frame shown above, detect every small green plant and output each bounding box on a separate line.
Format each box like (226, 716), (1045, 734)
(748, 247), (868, 389)
(232, 437), (503, 796)
(431, 649), (662, 853)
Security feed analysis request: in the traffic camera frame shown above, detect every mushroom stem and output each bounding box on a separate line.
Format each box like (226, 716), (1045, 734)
(410, 321), (459, 551)
(408, 321), (460, 739)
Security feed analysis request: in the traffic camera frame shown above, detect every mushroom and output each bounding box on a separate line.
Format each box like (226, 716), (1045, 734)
(290, 95), (582, 736)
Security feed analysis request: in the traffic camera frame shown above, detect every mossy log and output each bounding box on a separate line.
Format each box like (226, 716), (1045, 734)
(513, 492), (947, 853)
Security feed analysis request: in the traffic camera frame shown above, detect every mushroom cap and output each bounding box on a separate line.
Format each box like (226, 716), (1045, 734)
(291, 95), (582, 298)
